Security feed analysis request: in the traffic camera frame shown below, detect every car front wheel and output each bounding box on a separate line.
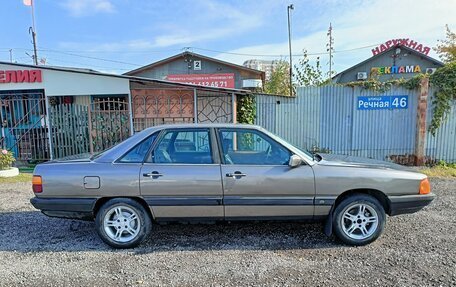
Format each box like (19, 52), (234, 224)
(95, 198), (152, 249)
(333, 194), (385, 246)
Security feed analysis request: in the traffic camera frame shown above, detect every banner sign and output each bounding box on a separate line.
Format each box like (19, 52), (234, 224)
(0, 69), (42, 84)
(372, 38), (430, 56)
(371, 65), (421, 75)
(166, 73), (235, 88)
(358, 95), (408, 110)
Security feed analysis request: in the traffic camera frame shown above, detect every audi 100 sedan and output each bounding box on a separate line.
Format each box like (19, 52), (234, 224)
(31, 124), (434, 248)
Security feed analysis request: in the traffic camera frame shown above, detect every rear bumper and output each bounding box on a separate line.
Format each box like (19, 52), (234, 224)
(388, 193), (435, 216)
(30, 197), (97, 220)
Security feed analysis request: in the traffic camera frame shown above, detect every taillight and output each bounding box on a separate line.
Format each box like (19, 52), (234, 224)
(32, 175), (43, 193)
(419, 178), (431, 195)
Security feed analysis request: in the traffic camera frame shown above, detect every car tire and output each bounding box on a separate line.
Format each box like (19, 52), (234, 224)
(95, 198), (152, 249)
(333, 194), (385, 246)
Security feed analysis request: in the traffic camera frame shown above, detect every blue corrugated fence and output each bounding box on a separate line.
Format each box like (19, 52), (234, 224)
(255, 85), (456, 163)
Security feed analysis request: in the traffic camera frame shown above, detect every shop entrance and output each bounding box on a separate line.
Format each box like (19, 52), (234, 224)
(0, 90), (49, 162)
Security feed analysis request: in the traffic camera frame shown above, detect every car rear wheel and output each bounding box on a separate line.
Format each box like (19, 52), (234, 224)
(95, 198), (152, 249)
(333, 194), (385, 246)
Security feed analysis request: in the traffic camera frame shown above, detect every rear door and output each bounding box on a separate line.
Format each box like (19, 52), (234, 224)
(217, 128), (315, 219)
(140, 128), (223, 220)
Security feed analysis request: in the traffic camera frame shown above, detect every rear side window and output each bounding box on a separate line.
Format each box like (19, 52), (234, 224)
(118, 133), (157, 163)
(151, 129), (213, 164)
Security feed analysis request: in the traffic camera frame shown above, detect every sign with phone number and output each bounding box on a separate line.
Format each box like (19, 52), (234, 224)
(166, 73), (235, 88)
(357, 95), (408, 110)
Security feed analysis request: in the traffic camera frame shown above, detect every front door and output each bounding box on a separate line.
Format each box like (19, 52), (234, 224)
(140, 128), (223, 220)
(217, 128), (315, 219)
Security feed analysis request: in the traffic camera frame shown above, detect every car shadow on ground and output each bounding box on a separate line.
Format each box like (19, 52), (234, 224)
(0, 211), (342, 253)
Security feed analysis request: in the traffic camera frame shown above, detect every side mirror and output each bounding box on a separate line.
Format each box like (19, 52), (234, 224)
(288, 155), (303, 168)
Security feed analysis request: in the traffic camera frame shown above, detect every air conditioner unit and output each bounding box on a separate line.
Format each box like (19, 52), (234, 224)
(357, 72), (368, 80)
(242, 79), (263, 89)
(426, 68), (437, 74)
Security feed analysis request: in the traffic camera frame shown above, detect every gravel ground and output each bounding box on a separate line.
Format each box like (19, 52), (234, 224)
(0, 179), (455, 287)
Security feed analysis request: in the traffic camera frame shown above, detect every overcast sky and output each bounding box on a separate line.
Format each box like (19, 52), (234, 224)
(0, 0), (455, 74)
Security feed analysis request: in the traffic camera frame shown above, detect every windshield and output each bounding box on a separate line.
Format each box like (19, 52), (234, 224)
(260, 128), (315, 162)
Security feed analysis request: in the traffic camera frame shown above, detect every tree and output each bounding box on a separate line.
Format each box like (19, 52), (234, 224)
(263, 50), (328, 96)
(434, 25), (456, 63)
(263, 60), (291, 95)
(293, 49), (324, 87)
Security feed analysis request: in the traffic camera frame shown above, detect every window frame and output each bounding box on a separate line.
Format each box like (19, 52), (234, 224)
(215, 128), (294, 166)
(115, 132), (159, 164)
(146, 128), (218, 165)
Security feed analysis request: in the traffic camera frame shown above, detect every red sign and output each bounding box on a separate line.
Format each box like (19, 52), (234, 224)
(372, 38), (430, 56)
(0, 69), (42, 84)
(166, 73), (235, 88)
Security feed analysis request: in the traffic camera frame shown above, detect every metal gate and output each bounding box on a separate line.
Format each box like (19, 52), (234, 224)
(0, 92), (49, 161)
(50, 103), (90, 159)
(89, 97), (131, 153)
(131, 89), (194, 132)
(197, 90), (233, 123)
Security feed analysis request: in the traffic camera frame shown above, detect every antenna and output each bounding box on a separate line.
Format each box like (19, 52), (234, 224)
(326, 23), (334, 80)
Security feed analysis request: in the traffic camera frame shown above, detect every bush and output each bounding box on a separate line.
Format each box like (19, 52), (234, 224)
(0, 150), (15, 170)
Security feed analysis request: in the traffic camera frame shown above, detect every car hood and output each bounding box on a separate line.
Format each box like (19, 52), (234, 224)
(315, 153), (414, 171)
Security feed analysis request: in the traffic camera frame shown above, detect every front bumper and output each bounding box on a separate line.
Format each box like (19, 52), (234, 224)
(388, 193), (436, 216)
(30, 197), (97, 220)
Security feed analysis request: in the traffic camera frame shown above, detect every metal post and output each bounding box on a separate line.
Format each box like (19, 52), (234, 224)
(127, 91), (134, 135)
(87, 102), (94, 155)
(414, 77), (429, 166)
(0, 100), (5, 146)
(30, 0), (38, 65)
(231, 93), (237, 124)
(287, 4), (294, 97)
(193, 88), (198, 123)
(44, 94), (54, 160)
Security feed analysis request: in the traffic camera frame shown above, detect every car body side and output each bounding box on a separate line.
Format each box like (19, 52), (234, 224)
(30, 124), (435, 222)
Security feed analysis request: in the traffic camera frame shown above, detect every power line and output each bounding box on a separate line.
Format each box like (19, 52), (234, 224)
(37, 48), (142, 66)
(191, 43), (382, 57)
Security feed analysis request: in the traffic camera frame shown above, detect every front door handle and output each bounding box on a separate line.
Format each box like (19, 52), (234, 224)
(226, 171), (247, 178)
(143, 171), (163, 178)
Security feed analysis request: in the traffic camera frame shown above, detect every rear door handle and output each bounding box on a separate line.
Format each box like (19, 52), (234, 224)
(143, 171), (163, 178)
(226, 171), (246, 178)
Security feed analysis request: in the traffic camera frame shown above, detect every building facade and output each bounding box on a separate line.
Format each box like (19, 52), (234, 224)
(333, 42), (444, 83)
(125, 52), (265, 90)
(0, 61), (247, 162)
(243, 59), (281, 81)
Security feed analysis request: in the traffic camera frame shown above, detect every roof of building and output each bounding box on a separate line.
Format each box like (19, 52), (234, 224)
(124, 51), (265, 77)
(0, 60), (251, 94)
(332, 45), (445, 80)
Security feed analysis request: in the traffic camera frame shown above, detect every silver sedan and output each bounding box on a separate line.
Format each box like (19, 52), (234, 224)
(30, 124), (435, 248)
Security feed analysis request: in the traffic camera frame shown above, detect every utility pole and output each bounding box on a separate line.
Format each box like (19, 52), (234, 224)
(9, 49), (13, 63)
(287, 4), (294, 96)
(24, 0), (38, 65)
(326, 23), (334, 80)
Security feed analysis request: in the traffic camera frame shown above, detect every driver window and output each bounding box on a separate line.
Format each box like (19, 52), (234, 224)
(219, 129), (291, 165)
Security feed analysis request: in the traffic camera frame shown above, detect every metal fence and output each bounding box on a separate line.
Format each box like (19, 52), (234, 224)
(255, 85), (456, 163)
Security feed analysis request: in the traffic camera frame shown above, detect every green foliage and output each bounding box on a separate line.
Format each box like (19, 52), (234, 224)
(264, 50), (327, 95)
(434, 24), (456, 63)
(310, 145), (331, 154)
(437, 160), (456, 168)
(263, 61), (292, 96)
(294, 49), (324, 87)
(429, 62), (456, 135)
(0, 150), (15, 170)
(343, 74), (426, 93)
(237, 94), (256, 124)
